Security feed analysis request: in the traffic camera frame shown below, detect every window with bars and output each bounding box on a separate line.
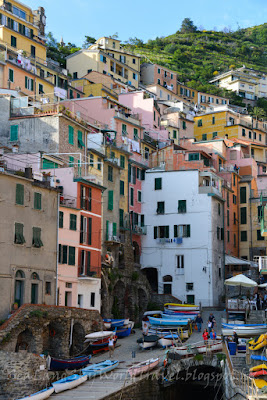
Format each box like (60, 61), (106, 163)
(14, 223), (25, 244)
(69, 214), (77, 230)
(174, 225), (190, 238)
(178, 200), (186, 213)
(59, 211), (63, 228)
(34, 193), (42, 210)
(16, 184), (24, 205)
(32, 227), (43, 247)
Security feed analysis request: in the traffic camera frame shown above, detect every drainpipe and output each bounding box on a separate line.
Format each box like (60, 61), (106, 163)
(55, 192), (59, 305)
(249, 181), (253, 260)
(222, 199), (225, 283)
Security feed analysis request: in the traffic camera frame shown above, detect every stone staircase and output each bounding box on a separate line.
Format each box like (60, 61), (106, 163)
(247, 310), (266, 324)
(231, 354), (250, 375)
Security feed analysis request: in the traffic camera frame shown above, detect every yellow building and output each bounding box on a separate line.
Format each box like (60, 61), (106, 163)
(194, 108), (267, 147)
(66, 37), (140, 88)
(177, 82), (229, 107)
(72, 78), (118, 101)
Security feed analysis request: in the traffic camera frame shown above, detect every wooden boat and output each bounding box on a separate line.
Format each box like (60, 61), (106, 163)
(52, 374), (87, 393)
(148, 316), (190, 326)
(86, 336), (117, 354)
(85, 331), (114, 341)
(82, 360), (119, 378)
(222, 323), (267, 337)
(171, 340), (222, 357)
(158, 334), (180, 348)
(103, 319), (126, 328)
(164, 309), (198, 316)
(164, 303), (199, 312)
(128, 357), (160, 377)
(116, 326), (131, 338)
(162, 313), (193, 320)
(137, 335), (159, 349)
(148, 327), (189, 339)
(47, 355), (91, 371)
(17, 387), (54, 400)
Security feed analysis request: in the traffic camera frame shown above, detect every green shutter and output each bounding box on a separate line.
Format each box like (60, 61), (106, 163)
(14, 223), (25, 244)
(120, 180), (124, 195)
(16, 183), (24, 205)
(77, 130), (84, 148)
(68, 125), (74, 145)
(240, 207), (247, 224)
(130, 188), (134, 206)
(32, 227), (43, 247)
(240, 187), (246, 203)
(119, 209), (124, 227)
(155, 178), (162, 190)
(178, 200), (186, 213)
(108, 190), (113, 210)
(182, 121), (186, 130)
(30, 79), (34, 91)
(113, 222), (117, 236)
(62, 245), (68, 263)
(106, 220), (109, 241)
(34, 193), (42, 210)
(134, 128), (138, 140)
(88, 217), (92, 245)
(68, 246), (76, 265)
(120, 155), (125, 168)
(186, 225), (191, 237)
(165, 226), (169, 238)
(69, 156), (74, 167)
(59, 211), (63, 228)
(86, 251), (91, 275)
(10, 125), (18, 141)
(25, 76), (28, 88)
(70, 214), (77, 230)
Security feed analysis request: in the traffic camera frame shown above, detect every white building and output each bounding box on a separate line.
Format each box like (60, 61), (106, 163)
(141, 169), (225, 307)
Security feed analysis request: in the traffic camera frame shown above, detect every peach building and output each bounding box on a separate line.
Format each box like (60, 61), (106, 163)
(141, 63), (178, 94)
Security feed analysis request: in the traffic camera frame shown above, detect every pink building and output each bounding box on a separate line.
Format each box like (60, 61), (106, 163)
(141, 63), (178, 94)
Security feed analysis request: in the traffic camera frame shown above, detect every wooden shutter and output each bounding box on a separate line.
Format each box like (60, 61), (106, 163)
(16, 184), (24, 205)
(165, 226), (169, 238)
(86, 251), (91, 275)
(132, 167), (136, 184)
(58, 244), (62, 263)
(34, 193), (41, 210)
(186, 225), (190, 238)
(59, 211), (63, 228)
(106, 220), (109, 241)
(10, 125), (18, 141)
(68, 126), (74, 144)
(68, 246), (75, 265)
(154, 227), (157, 239)
(62, 245), (68, 263)
(88, 217), (92, 245)
(108, 191), (113, 210)
(113, 222), (117, 236)
(174, 225), (177, 238)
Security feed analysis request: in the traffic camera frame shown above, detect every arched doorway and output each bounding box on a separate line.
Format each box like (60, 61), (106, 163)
(112, 280), (125, 318)
(163, 275), (173, 295)
(43, 320), (65, 357)
(133, 241), (140, 264)
(14, 270), (25, 307)
(31, 272), (39, 304)
(142, 268), (158, 292)
(70, 322), (85, 356)
(15, 328), (36, 353)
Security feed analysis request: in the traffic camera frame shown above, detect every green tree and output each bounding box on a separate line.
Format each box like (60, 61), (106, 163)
(252, 107), (265, 125)
(180, 18), (197, 33)
(82, 36), (96, 49)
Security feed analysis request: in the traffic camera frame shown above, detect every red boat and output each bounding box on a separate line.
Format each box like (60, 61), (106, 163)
(86, 336), (117, 354)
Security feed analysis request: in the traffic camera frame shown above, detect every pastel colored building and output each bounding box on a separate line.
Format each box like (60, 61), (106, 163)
(177, 83), (229, 107)
(141, 63), (178, 94)
(66, 37), (140, 88)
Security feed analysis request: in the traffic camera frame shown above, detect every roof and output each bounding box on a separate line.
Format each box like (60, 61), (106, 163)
(73, 177), (106, 191)
(225, 255), (258, 268)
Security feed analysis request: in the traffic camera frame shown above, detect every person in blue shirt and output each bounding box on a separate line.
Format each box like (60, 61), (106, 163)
(195, 314), (203, 332)
(210, 329), (217, 340)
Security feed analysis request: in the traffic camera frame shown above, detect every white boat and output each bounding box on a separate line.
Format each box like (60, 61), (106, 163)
(84, 331), (114, 341)
(158, 334), (181, 348)
(137, 334), (159, 349)
(222, 323), (267, 337)
(103, 322), (111, 329)
(164, 303), (199, 312)
(52, 374), (87, 393)
(172, 340), (222, 356)
(17, 387), (54, 400)
(128, 358), (160, 377)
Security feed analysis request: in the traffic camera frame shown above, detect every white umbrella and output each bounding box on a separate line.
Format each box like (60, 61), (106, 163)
(224, 274), (257, 288)
(259, 283), (267, 288)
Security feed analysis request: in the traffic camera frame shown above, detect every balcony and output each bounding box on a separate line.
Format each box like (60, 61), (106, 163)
(59, 194), (77, 208)
(199, 171), (223, 199)
(132, 225), (147, 235)
(115, 111), (141, 125)
(105, 235), (121, 244)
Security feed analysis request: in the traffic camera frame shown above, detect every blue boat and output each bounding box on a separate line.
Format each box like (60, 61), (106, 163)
(48, 355), (91, 371)
(52, 374), (88, 393)
(17, 387), (54, 400)
(103, 318), (125, 328)
(116, 326), (131, 338)
(82, 360), (119, 378)
(162, 313), (193, 320)
(148, 316), (190, 327)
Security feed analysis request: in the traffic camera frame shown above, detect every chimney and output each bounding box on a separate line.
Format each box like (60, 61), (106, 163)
(25, 167), (33, 179)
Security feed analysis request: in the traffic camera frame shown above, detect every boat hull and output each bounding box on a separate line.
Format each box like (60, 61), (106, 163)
(128, 358), (160, 377)
(48, 355), (91, 371)
(87, 336), (117, 354)
(173, 341), (222, 356)
(158, 335), (180, 348)
(116, 326), (131, 338)
(52, 374), (87, 393)
(82, 360), (119, 378)
(17, 387), (54, 400)
(148, 316), (189, 326)
(164, 303), (199, 311)
(222, 323), (267, 337)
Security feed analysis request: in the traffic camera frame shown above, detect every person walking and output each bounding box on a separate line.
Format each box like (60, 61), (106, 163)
(195, 313), (203, 332)
(108, 334), (115, 358)
(210, 329), (217, 340)
(233, 330), (239, 346)
(202, 329), (209, 344)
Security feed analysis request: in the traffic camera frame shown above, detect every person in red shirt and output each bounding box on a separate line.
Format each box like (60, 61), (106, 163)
(202, 329), (209, 343)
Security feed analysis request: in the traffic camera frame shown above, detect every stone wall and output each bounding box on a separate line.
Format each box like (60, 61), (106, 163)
(101, 376), (161, 400)
(0, 350), (49, 400)
(0, 304), (103, 357)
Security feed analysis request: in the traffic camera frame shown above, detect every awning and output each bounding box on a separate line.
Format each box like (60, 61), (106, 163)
(225, 255), (258, 268)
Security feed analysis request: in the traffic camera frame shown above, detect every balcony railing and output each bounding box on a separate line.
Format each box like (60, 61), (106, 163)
(132, 225), (147, 235)
(0, 4), (38, 26)
(199, 185), (222, 198)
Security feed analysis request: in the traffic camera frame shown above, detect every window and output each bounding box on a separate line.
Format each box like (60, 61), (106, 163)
(120, 180), (124, 196)
(249, 131), (252, 139)
(132, 58), (136, 64)
(217, 227), (220, 240)
(68, 246), (75, 265)
(227, 192), (229, 207)
(258, 205), (263, 223)
(73, 72), (78, 79)
(233, 174), (236, 186)
(31, 45), (35, 58)
(108, 165), (113, 181)
(107, 190), (114, 211)
(70, 214), (77, 230)
(32, 227), (43, 247)
(155, 177), (162, 190)
(68, 126), (74, 145)
(218, 203), (221, 215)
(77, 130), (84, 148)
(16, 184), (24, 205)
(259, 134), (262, 141)
(186, 283), (194, 291)
(158, 68), (160, 74)
(202, 134), (207, 141)
(241, 231), (247, 241)
(154, 226), (169, 239)
(178, 200), (186, 213)
(100, 54), (106, 63)
(177, 255), (184, 269)
(34, 193), (42, 210)
(59, 211), (63, 228)
(234, 212), (236, 225)
(69, 156), (74, 167)
(133, 73), (137, 80)
(91, 292), (95, 307)
(182, 121), (186, 130)
(173, 130), (177, 139)
(9, 68), (14, 83)
(240, 207), (247, 224)
(11, 35), (17, 47)
(45, 282), (51, 295)
(58, 245), (67, 264)
(120, 155), (125, 168)
(213, 132), (217, 139)
(257, 230), (264, 241)
(10, 125), (18, 141)
(240, 187), (246, 203)
(38, 83), (44, 94)
(138, 191), (142, 202)
(227, 231), (230, 242)
(119, 209), (124, 227)
(197, 119), (202, 127)
(157, 201), (165, 214)
(212, 116), (215, 125)
(227, 210), (229, 226)
(233, 195), (237, 205)
(254, 132), (256, 140)
(25, 77), (34, 91)
(133, 128), (138, 141)
(130, 188), (134, 206)
(188, 153), (199, 161)
(242, 128), (245, 137)
(97, 157), (101, 171)
(174, 225), (190, 238)
(89, 153), (94, 167)
(14, 223), (25, 244)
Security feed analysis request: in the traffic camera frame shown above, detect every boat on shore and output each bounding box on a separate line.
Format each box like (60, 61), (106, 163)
(170, 340), (222, 357)
(103, 318), (128, 328)
(128, 357), (160, 377)
(147, 326), (189, 339)
(116, 326), (131, 338)
(17, 387), (54, 400)
(52, 374), (87, 393)
(222, 323), (267, 337)
(85, 331), (114, 341)
(47, 355), (91, 371)
(82, 360), (119, 378)
(164, 303), (199, 312)
(137, 334), (159, 349)
(148, 316), (190, 326)
(162, 313), (193, 320)
(164, 309), (198, 316)
(158, 334), (181, 348)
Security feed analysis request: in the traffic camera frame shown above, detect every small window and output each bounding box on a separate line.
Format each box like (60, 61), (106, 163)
(108, 190), (113, 210)
(97, 157), (101, 171)
(130, 188), (134, 206)
(212, 116), (215, 124)
(120, 155), (125, 168)
(138, 191), (142, 202)
(89, 153), (94, 167)
(108, 165), (113, 181)
(177, 255), (184, 269)
(198, 119), (202, 127)
(241, 231), (247, 242)
(133, 128), (138, 141)
(10, 125), (18, 141)
(173, 130), (177, 139)
(257, 230), (264, 241)
(157, 201), (165, 214)
(155, 177), (162, 190)
(133, 73), (137, 80)
(31, 45), (35, 58)
(182, 121), (186, 130)
(259, 134), (262, 141)
(59, 211), (64, 228)
(132, 58), (136, 64)
(240, 207), (247, 224)
(32, 191), (42, 211)
(9, 68), (14, 83)
(158, 68), (160, 74)
(186, 283), (194, 291)
(240, 187), (247, 203)
(68, 246), (76, 265)
(202, 134), (207, 141)
(91, 292), (95, 307)
(32, 227), (43, 247)
(120, 180), (124, 196)
(249, 131), (252, 139)
(68, 126), (74, 145)
(254, 132), (256, 140)
(242, 128), (246, 137)
(218, 203), (220, 215)
(213, 132), (217, 139)
(157, 78), (160, 84)
(45, 282), (51, 295)
(11, 35), (17, 48)
(38, 83), (44, 94)
(77, 130), (84, 148)
(16, 184), (24, 205)
(14, 223), (25, 244)
(73, 72), (78, 79)
(178, 200), (186, 214)
(70, 214), (77, 230)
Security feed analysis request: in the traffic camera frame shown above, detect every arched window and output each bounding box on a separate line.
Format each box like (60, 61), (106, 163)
(163, 275), (173, 282)
(163, 275), (172, 294)
(31, 273), (39, 304)
(15, 270), (25, 307)
(31, 272), (39, 280)
(16, 270), (25, 279)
